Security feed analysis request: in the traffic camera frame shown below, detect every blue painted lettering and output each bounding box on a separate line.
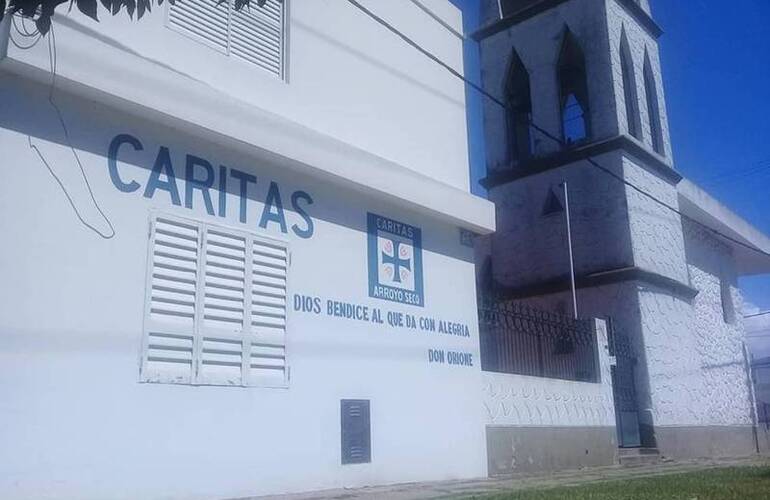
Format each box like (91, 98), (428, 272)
(229, 168), (257, 224)
(290, 190), (314, 239)
(217, 165), (227, 217)
(107, 134), (142, 193)
(144, 146), (181, 206)
(184, 155), (215, 215)
(259, 181), (287, 233)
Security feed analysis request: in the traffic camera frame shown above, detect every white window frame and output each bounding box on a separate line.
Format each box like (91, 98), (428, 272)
(165, 0), (289, 81)
(139, 212), (291, 388)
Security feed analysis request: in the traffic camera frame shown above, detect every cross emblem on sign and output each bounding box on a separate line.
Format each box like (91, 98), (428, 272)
(381, 239), (411, 284)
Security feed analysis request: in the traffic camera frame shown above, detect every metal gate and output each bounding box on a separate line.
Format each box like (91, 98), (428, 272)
(609, 320), (642, 448)
(478, 297), (598, 383)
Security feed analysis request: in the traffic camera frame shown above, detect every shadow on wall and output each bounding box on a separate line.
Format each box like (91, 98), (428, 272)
(0, 72), (472, 263)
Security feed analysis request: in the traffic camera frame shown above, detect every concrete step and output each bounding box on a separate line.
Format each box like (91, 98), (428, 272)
(618, 448), (661, 466)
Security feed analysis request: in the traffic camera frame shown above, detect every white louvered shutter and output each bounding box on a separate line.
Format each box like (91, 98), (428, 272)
(169, 0), (286, 79)
(168, 0), (230, 54)
(141, 217), (200, 384)
(142, 215), (288, 387)
(231, 0), (285, 78)
(248, 237), (289, 386)
(198, 228), (249, 385)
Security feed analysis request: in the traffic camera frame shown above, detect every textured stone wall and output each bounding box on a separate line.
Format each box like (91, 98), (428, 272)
(606, 0), (673, 159)
(477, 0), (755, 457)
(623, 155), (689, 284)
(482, 319), (616, 427)
(678, 220), (752, 426)
(487, 157), (633, 288)
(479, 0), (615, 171)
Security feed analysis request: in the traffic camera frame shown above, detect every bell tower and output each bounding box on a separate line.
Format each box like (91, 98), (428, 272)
(474, 0), (694, 449)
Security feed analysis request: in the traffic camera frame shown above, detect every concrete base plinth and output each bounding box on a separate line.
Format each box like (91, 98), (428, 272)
(653, 425), (757, 460)
(486, 425), (618, 475)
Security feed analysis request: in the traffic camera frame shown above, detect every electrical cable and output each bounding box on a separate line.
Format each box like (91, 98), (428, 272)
(14, 18), (116, 239)
(9, 13), (42, 49)
(345, 0), (770, 260)
(407, 0), (466, 41)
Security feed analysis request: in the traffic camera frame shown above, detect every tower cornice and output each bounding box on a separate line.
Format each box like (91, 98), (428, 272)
(472, 0), (663, 42)
(480, 134), (681, 190)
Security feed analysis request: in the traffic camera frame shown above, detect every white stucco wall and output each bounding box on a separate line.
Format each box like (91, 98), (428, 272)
(487, 156), (634, 288)
(1, 1), (498, 237)
(11, 1), (468, 191)
(0, 68), (487, 500)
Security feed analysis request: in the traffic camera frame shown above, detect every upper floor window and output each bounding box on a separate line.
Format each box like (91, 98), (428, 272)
(558, 29), (591, 145)
(168, 0), (287, 80)
(619, 29), (642, 139)
(505, 49), (533, 163)
(643, 50), (665, 155)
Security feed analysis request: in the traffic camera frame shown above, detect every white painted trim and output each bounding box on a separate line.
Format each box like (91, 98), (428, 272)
(678, 179), (770, 275)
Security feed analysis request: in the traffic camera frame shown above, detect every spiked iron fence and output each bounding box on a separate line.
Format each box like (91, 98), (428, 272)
(478, 297), (598, 382)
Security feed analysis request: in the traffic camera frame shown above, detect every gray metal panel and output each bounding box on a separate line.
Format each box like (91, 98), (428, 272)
(341, 399), (371, 465)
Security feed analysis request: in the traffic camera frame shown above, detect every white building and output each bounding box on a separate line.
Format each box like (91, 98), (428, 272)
(0, 1), (497, 498)
(3, 0), (770, 497)
(475, 0), (770, 470)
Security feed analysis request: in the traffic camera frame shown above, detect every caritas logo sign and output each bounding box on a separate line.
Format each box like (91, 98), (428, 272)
(367, 213), (424, 307)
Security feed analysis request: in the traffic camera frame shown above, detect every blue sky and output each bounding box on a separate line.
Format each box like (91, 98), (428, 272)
(452, 0), (770, 311)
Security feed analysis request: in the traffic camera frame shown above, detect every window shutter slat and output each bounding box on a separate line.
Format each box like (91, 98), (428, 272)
(169, 0), (230, 53)
(169, 0), (286, 79)
(198, 230), (247, 385)
(142, 218), (201, 384)
(247, 237), (288, 386)
(230, 0), (285, 77)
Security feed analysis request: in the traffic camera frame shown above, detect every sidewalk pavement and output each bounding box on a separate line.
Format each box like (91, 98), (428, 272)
(232, 456), (768, 500)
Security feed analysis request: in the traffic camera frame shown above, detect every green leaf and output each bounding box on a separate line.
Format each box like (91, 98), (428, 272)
(137, 0), (150, 18)
(77, 0), (98, 20)
(35, 13), (51, 34)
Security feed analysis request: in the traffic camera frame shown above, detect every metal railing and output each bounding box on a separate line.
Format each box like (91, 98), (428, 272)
(478, 297), (598, 382)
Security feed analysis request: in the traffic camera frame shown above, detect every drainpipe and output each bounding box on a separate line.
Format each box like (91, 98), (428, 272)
(742, 342), (761, 454)
(561, 181), (578, 319)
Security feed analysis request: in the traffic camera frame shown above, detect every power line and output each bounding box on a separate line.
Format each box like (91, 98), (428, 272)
(746, 311), (770, 319)
(407, 0), (466, 41)
(345, 0), (770, 260)
(704, 161), (770, 187)
(346, 0), (505, 109)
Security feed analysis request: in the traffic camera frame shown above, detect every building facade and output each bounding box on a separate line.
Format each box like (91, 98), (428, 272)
(475, 0), (770, 469)
(0, 1), (497, 498)
(2, 0), (770, 497)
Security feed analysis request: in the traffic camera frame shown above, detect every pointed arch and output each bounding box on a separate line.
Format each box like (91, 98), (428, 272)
(643, 49), (665, 155)
(619, 28), (641, 139)
(557, 28), (591, 145)
(505, 48), (533, 163)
